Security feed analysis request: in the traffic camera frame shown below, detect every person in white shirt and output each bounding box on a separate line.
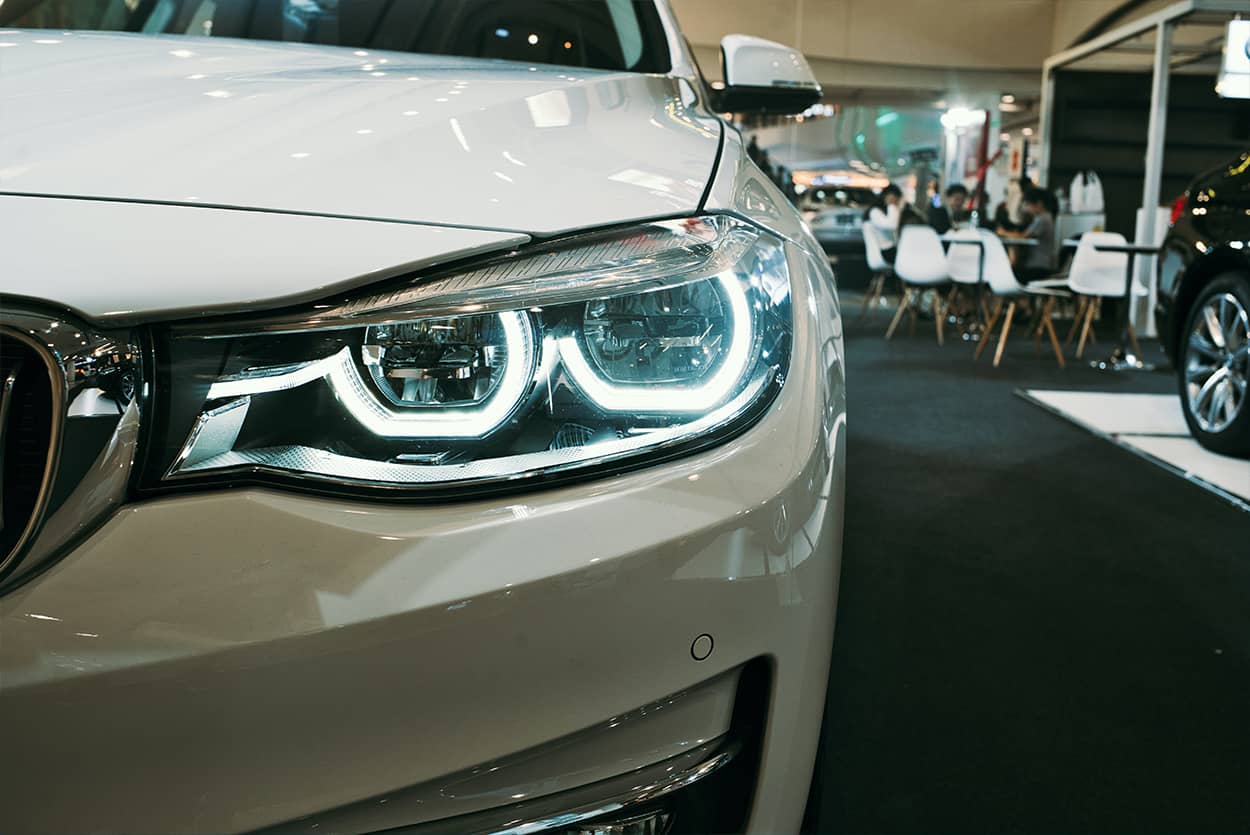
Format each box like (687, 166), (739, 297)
(865, 184), (903, 261)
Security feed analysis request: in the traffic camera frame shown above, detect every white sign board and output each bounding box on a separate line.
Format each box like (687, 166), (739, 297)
(1217, 20), (1250, 100)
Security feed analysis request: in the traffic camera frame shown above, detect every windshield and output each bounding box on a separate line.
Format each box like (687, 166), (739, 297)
(0, 0), (671, 73)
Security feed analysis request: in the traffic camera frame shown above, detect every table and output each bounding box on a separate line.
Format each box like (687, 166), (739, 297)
(1067, 239), (1160, 371)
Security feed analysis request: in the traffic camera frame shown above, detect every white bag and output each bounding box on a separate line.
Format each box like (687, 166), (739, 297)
(1069, 171), (1105, 214)
(1082, 171), (1105, 214)
(1069, 172), (1086, 213)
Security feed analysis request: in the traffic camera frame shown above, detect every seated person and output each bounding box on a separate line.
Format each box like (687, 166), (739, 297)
(865, 185), (928, 263)
(865, 184), (902, 262)
(999, 187), (1057, 283)
(927, 184), (969, 234)
(991, 201), (1021, 234)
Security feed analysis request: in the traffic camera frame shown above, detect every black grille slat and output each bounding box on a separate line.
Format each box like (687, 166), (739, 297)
(0, 336), (55, 565)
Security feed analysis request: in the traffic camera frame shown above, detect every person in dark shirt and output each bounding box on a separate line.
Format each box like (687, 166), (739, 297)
(1000, 187), (1058, 282)
(927, 184), (969, 234)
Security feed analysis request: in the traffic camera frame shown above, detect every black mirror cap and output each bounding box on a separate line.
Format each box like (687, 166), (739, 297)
(712, 85), (822, 116)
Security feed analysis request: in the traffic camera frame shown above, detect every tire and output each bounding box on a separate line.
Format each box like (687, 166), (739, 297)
(1178, 273), (1250, 457)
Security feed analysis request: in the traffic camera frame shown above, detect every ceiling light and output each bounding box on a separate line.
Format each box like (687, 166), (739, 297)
(940, 107), (986, 130)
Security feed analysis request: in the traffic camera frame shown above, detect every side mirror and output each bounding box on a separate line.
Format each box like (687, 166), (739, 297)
(714, 34), (821, 115)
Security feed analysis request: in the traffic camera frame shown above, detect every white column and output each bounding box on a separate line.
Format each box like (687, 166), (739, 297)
(1136, 20), (1174, 336)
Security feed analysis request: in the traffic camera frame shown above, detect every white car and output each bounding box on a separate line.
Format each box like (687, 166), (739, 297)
(0, 2), (846, 833)
(809, 207), (866, 253)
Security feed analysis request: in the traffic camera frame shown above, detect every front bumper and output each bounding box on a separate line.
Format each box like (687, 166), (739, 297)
(0, 246), (846, 835)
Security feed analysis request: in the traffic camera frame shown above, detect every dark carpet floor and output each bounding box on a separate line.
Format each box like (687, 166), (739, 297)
(806, 297), (1250, 834)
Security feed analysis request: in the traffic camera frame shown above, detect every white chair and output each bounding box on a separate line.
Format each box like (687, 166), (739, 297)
(944, 226), (988, 322)
(860, 224), (894, 319)
(886, 225), (950, 344)
(972, 231), (1069, 367)
(1065, 232), (1148, 359)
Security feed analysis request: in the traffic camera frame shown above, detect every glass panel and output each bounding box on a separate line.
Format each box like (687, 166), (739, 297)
(1, 0), (671, 73)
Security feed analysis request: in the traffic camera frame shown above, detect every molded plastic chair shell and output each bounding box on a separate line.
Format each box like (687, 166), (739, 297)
(894, 226), (949, 286)
(979, 231), (1027, 296)
(1067, 232), (1147, 297)
(944, 228), (985, 286)
(862, 223), (892, 273)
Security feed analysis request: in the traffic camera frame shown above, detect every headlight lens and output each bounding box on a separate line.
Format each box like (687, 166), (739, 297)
(143, 216), (792, 496)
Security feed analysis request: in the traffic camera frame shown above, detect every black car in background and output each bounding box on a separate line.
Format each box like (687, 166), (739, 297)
(1157, 152), (1250, 457)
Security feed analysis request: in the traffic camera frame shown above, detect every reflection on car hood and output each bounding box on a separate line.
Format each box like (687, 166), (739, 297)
(0, 32), (722, 235)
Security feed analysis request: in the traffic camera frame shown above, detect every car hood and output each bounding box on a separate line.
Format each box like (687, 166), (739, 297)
(0, 31), (722, 236)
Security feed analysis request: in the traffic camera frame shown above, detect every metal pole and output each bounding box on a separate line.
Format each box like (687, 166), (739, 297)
(1136, 20), (1174, 333)
(1037, 66), (1055, 186)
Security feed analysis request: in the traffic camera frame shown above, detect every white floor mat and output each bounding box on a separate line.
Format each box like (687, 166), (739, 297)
(1023, 390), (1250, 511)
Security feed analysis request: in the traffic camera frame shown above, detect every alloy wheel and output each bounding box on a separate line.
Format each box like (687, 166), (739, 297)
(1185, 291), (1250, 433)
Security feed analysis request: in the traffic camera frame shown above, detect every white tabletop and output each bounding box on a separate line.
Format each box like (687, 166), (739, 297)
(939, 233), (1039, 246)
(1063, 237), (1160, 254)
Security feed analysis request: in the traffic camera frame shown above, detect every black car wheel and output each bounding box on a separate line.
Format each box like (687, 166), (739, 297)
(1179, 273), (1250, 457)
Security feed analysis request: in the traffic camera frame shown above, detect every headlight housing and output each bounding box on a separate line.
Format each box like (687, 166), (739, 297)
(140, 216), (792, 498)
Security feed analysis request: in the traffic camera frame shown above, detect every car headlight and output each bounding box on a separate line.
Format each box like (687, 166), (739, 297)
(140, 216), (792, 497)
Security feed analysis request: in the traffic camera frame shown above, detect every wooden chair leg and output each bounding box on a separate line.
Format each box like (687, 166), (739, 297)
(859, 273), (884, 319)
(1127, 321), (1143, 357)
(993, 301), (1017, 367)
(860, 277), (880, 320)
(1076, 297), (1096, 359)
(1089, 298), (1101, 345)
(1065, 296), (1087, 346)
(1042, 300), (1066, 368)
(934, 290), (945, 346)
(945, 285), (960, 319)
(1032, 298), (1046, 353)
(1030, 302), (1046, 354)
(885, 288), (912, 340)
(858, 276), (875, 317)
(975, 299), (1004, 360)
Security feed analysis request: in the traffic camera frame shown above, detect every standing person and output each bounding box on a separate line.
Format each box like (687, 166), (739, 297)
(757, 149), (773, 181)
(928, 184), (969, 235)
(1000, 187), (1057, 282)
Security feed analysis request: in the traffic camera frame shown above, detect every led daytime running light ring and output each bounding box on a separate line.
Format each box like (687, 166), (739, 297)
(557, 273), (754, 413)
(207, 312), (535, 439)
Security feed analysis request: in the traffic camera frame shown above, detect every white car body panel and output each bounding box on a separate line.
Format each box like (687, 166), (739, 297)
(0, 31), (721, 235)
(0, 240), (845, 834)
(0, 5), (844, 833)
(0, 195), (528, 321)
(705, 127), (810, 246)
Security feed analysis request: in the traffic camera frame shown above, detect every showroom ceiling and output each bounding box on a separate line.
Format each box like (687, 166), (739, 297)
(672, 0), (1179, 100)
